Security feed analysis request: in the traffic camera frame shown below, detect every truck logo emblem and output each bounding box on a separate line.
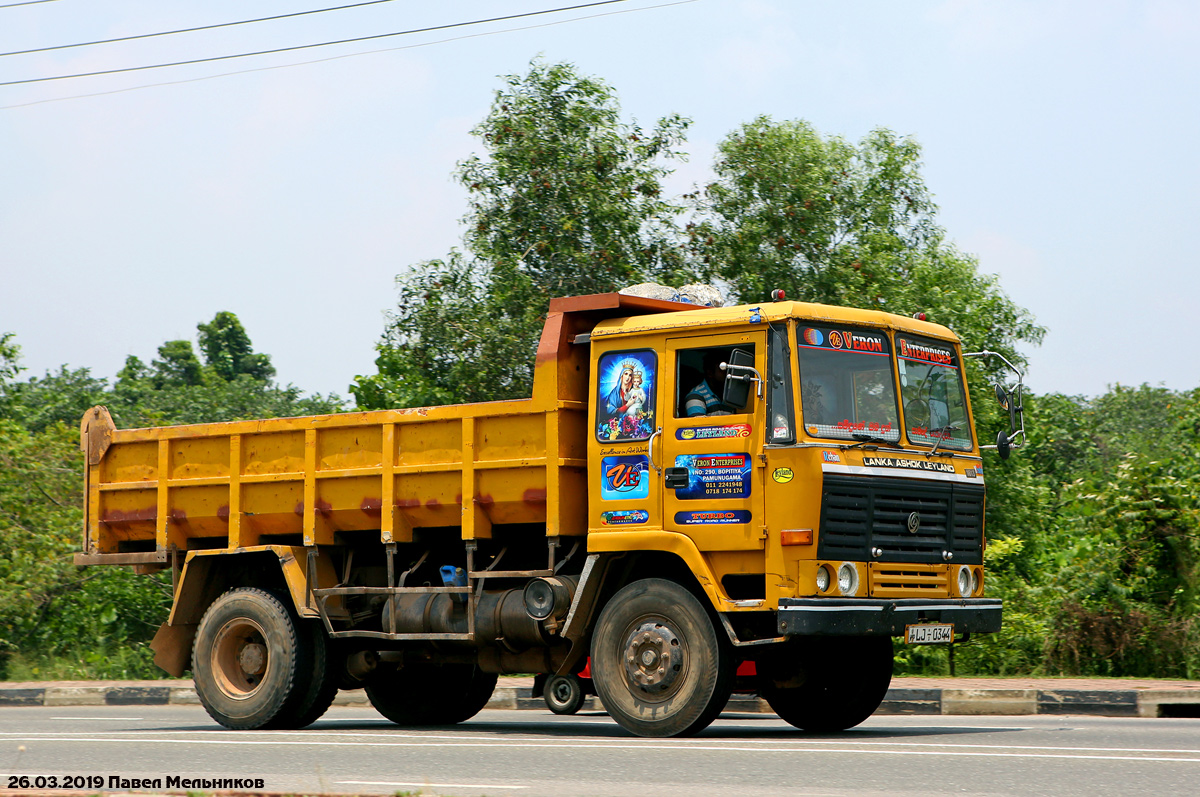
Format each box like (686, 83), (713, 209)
(907, 512), (921, 533)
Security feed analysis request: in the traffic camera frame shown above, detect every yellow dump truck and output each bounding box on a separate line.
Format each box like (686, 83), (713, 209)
(76, 292), (1019, 737)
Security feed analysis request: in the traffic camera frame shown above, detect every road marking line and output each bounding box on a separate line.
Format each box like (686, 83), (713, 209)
(3, 730), (1197, 756)
(339, 781), (525, 790)
(7, 736), (1200, 763)
(50, 717), (143, 721)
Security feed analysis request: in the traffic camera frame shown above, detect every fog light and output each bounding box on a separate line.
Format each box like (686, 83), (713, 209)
(815, 565), (831, 593)
(957, 565), (971, 596)
(837, 563), (858, 596)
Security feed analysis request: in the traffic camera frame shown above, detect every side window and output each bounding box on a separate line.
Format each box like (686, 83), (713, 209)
(767, 324), (795, 444)
(595, 350), (657, 442)
(675, 345), (756, 418)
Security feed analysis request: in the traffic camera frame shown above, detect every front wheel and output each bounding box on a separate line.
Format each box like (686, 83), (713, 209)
(759, 636), (893, 732)
(590, 579), (733, 737)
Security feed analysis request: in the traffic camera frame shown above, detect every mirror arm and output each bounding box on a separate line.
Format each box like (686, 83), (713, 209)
(964, 349), (1027, 450)
(721, 363), (764, 398)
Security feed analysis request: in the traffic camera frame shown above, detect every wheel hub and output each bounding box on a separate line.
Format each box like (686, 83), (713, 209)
(238, 643), (267, 676)
(623, 622), (683, 694)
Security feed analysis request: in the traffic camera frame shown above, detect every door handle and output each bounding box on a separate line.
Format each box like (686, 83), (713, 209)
(648, 426), (662, 475)
(665, 467), (689, 489)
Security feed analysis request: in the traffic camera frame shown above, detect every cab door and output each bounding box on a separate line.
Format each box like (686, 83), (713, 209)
(662, 331), (768, 551)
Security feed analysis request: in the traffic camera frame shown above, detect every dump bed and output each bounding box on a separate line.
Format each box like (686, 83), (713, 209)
(76, 401), (589, 565)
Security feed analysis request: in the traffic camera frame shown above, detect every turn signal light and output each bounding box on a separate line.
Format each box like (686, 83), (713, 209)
(781, 529), (813, 546)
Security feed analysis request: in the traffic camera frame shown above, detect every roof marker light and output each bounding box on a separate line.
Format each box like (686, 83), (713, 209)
(912, 312), (927, 321)
(771, 289), (786, 301)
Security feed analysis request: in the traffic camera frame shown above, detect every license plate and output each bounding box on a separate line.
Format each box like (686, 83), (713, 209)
(905, 623), (954, 644)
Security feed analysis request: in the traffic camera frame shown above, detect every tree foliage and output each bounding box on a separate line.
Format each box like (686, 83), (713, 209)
(353, 60), (692, 408)
(691, 117), (1044, 378)
(0, 312), (340, 678)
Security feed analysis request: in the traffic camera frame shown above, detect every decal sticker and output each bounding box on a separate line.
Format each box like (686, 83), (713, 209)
(673, 453), (752, 500)
(772, 426), (789, 439)
(674, 510), (751, 526)
(822, 451), (841, 464)
(772, 467), (795, 483)
(898, 338), (954, 366)
(676, 424), (752, 441)
(861, 456), (955, 474)
(600, 455), (650, 501)
(799, 325), (888, 356)
(601, 509), (650, 526)
(596, 350), (656, 442)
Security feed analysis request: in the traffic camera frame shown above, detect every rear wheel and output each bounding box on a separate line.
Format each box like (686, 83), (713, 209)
(590, 579), (733, 737)
(192, 588), (305, 730)
(366, 663), (497, 726)
(267, 621), (342, 729)
(759, 636), (893, 732)
(544, 674), (585, 715)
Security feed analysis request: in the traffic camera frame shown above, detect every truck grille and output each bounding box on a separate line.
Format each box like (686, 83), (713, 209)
(817, 474), (984, 565)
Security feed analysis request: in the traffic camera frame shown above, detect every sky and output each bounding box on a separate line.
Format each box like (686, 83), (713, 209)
(1, 0), (1197, 402)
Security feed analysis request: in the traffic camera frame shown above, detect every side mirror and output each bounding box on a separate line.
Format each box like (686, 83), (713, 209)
(996, 430), (1011, 461)
(994, 383), (1010, 411)
(721, 349), (757, 410)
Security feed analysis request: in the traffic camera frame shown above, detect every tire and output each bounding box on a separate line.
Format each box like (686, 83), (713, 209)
(192, 588), (306, 730)
(366, 663), (497, 726)
(759, 636), (894, 732)
(590, 578), (733, 738)
(544, 674), (585, 715)
(267, 620), (342, 729)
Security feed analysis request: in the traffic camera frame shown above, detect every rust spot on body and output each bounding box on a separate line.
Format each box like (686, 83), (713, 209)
(477, 494), (495, 506)
(361, 497), (382, 516)
(170, 508), (188, 522)
(523, 488), (548, 504)
(425, 498), (440, 508)
(101, 506), (156, 524)
(396, 498), (421, 509)
(315, 499), (333, 517)
(216, 505), (230, 521)
(294, 501), (305, 516)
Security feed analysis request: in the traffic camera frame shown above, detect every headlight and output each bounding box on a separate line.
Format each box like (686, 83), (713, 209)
(957, 565), (971, 596)
(837, 563), (858, 596)
(815, 565), (831, 593)
(972, 568), (982, 595)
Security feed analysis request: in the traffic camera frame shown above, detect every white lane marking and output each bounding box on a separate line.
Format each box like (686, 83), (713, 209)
(4, 729), (1198, 756)
(51, 717), (143, 721)
(5, 736), (1200, 763)
(340, 781), (525, 790)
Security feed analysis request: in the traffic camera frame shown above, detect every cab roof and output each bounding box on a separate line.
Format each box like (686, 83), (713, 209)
(588, 299), (961, 343)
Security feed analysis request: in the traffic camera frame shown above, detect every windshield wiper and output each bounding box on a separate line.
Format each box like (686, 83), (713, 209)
(848, 433), (905, 450)
(927, 424), (962, 457)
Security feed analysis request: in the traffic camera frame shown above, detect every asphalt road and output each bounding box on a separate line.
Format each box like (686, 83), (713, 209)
(2, 705), (1199, 797)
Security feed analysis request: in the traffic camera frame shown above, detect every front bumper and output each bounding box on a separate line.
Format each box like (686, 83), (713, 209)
(776, 597), (1002, 637)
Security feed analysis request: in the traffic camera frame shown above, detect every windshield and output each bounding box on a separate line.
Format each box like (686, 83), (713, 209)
(896, 335), (973, 451)
(796, 325), (899, 443)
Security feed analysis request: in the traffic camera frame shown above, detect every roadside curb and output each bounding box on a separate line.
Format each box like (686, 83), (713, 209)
(3, 682), (1198, 718)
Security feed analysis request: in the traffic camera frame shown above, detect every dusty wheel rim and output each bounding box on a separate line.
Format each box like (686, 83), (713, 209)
(621, 620), (686, 699)
(210, 617), (270, 701)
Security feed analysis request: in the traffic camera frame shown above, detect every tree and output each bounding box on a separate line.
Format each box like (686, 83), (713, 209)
(197, 311), (275, 382)
(691, 117), (1043, 377)
(353, 60), (692, 408)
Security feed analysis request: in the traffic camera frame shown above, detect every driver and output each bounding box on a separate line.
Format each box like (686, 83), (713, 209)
(684, 352), (732, 417)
